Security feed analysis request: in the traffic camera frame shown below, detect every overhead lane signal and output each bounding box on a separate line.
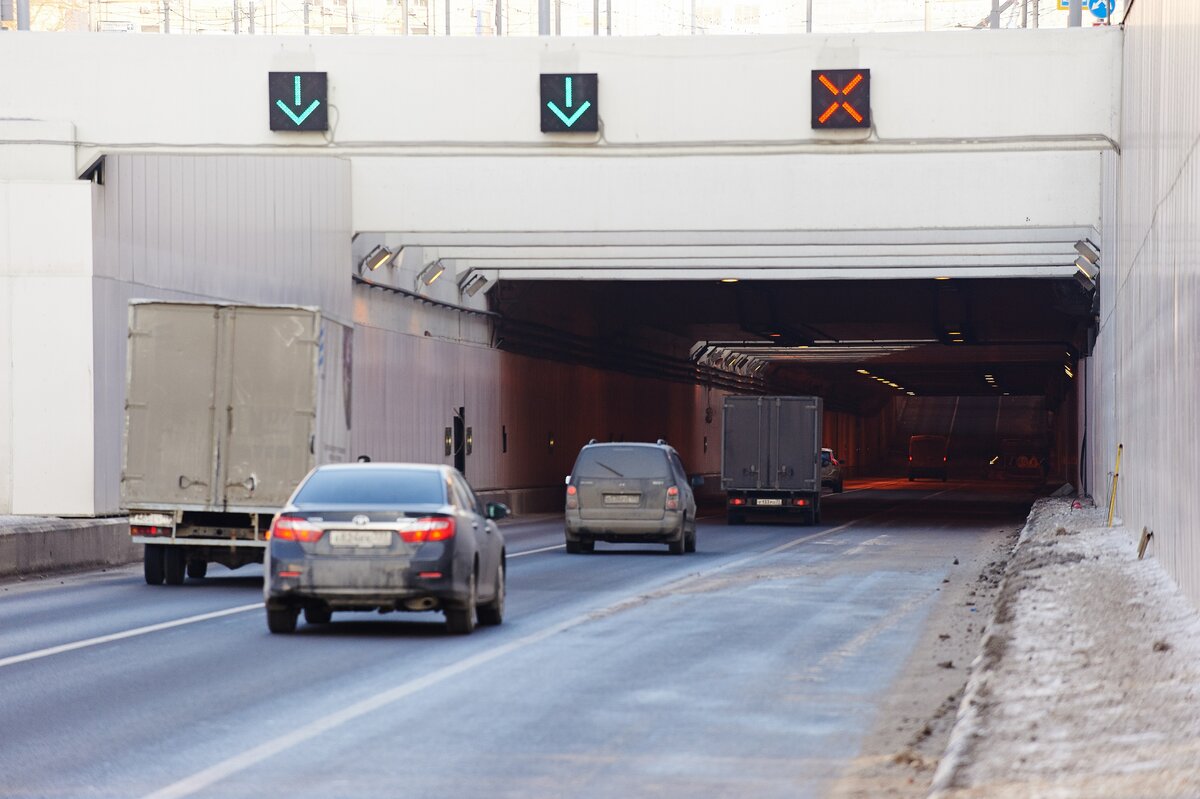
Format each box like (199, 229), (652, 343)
(811, 69), (871, 130)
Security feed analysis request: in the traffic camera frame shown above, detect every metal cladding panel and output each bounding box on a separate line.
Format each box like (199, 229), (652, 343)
(92, 154), (351, 325)
(1086, 0), (1200, 608)
(772, 397), (822, 491)
(721, 396), (766, 490)
(121, 303), (220, 508)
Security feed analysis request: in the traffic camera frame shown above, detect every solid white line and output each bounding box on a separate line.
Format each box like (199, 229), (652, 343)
(142, 522), (857, 799)
(0, 603), (263, 670)
(509, 544), (565, 557)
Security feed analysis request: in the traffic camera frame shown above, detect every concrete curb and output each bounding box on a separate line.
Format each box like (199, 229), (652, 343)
(0, 517), (140, 579)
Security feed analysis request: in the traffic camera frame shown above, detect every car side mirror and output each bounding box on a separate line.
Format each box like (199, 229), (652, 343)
(486, 502), (511, 521)
(690, 475), (705, 488)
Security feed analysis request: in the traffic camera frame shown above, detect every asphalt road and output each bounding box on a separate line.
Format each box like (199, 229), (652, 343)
(0, 480), (1033, 799)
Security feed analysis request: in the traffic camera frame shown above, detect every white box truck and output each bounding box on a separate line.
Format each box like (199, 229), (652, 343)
(721, 395), (823, 525)
(121, 302), (352, 584)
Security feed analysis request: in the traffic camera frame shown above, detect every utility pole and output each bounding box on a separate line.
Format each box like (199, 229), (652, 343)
(554, 0), (559, 34)
(924, 0), (931, 31)
(605, 0), (610, 34)
(1021, 0), (1027, 27)
(303, 0), (309, 33)
(805, 0), (811, 32)
(592, 0), (596, 34)
(248, 0), (255, 31)
(538, 0), (548, 34)
(233, 0), (239, 32)
(1067, 0), (1082, 26)
(496, 0), (501, 34)
(16, 0), (29, 29)
(1031, 0), (1038, 27)
(989, 0), (1000, 27)
(444, 0), (449, 35)
(163, 0), (170, 32)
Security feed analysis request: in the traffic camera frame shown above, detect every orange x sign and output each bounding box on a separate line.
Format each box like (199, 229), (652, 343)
(811, 69), (871, 129)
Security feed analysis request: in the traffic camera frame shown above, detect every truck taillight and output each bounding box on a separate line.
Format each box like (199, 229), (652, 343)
(793, 498), (809, 507)
(268, 516), (324, 542)
(131, 525), (165, 537)
(666, 486), (680, 511)
(399, 517), (455, 543)
(730, 497), (747, 506)
(566, 484), (578, 510)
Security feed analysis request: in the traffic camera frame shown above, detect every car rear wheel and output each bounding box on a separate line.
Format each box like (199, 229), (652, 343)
(668, 519), (686, 555)
(685, 522), (697, 553)
(565, 539), (582, 554)
(445, 572), (477, 635)
(186, 559), (208, 580)
(164, 548), (186, 585)
(143, 545), (165, 585)
(304, 605), (332, 625)
(266, 605), (298, 634)
(477, 562), (505, 626)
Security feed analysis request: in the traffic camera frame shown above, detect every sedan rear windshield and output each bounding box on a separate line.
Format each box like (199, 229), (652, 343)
(573, 447), (670, 479)
(293, 468), (445, 506)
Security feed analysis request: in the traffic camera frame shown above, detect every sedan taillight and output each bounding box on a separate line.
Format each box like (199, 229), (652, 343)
(268, 515), (324, 542)
(399, 517), (456, 543)
(566, 484), (579, 510)
(665, 486), (680, 511)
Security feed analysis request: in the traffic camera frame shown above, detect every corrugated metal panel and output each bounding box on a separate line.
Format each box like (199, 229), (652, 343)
(1087, 0), (1200, 607)
(90, 154), (352, 513)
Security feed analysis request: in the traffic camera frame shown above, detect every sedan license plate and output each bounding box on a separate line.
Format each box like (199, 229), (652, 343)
(603, 494), (641, 505)
(756, 498), (783, 506)
(329, 529), (392, 548)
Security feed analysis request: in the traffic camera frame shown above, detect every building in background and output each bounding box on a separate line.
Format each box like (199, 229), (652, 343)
(7, 0), (1113, 36)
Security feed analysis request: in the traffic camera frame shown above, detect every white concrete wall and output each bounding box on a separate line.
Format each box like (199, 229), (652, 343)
(1086, 0), (1200, 607)
(0, 181), (96, 515)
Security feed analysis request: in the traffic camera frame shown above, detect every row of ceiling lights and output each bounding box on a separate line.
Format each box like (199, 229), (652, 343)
(856, 368), (916, 396)
(983, 372), (1011, 396)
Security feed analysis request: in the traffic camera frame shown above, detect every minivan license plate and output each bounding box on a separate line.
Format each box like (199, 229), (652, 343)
(604, 494), (641, 505)
(756, 498), (783, 506)
(329, 530), (392, 548)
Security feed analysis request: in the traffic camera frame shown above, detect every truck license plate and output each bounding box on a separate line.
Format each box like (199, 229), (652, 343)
(756, 498), (783, 506)
(329, 530), (392, 548)
(604, 494), (641, 505)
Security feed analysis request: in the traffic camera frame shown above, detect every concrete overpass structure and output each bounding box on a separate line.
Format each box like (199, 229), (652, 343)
(4, 16), (1198, 608)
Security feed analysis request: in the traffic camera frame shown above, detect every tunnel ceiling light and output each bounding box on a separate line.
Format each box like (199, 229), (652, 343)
(947, 330), (962, 336)
(856, 369), (870, 375)
(1064, 366), (1075, 378)
(418, 261), (446, 286)
(935, 276), (951, 281)
(1074, 239), (1100, 265)
(952, 338), (965, 343)
(906, 391), (916, 396)
(720, 278), (739, 283)
(361, 245), (396, 272)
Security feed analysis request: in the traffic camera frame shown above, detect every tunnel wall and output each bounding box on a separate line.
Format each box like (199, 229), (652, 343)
(1086, 0), (1200, 607)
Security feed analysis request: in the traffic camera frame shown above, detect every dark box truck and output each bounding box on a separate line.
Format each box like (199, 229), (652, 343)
(721, 395), (823, 525)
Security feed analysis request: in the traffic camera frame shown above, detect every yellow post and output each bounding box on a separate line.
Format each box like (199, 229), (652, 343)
(1107, 443), (1122, 527)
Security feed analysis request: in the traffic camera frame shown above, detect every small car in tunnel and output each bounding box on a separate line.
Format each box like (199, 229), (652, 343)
(264, 463), (509, 635)
(564, 440), (698, 554)
(821, 448), (844, 493)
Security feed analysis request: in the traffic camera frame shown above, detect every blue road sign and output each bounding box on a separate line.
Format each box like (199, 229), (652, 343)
(1088, 0), (1111, 18)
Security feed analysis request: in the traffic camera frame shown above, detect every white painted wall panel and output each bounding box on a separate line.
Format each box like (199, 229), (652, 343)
(0, 279), (11, 514)
(1088, 0), (1200, 607)
(0, 32), (1119, 158)
(11, 277), (95, 515)
(353, 150), (1103, 235)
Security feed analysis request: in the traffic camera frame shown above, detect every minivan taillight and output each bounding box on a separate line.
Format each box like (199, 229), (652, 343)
(268, 516), (324, 542)
(399, 517), (455, 543)
(566, 484), (579, 510)
(666, 486), (680, 511)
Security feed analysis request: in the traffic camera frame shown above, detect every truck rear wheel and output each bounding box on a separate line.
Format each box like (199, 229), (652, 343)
(143, 545), (165, 585)
(267, 605), (298, 634)
(164, 548), (186, 585)
(186, 559), (208, 580)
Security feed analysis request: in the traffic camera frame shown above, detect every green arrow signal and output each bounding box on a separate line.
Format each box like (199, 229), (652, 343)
(276, 75), (321, 126)
(546, 76), (592, 128)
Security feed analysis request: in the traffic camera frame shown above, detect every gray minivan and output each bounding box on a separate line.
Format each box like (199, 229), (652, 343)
(564, 440), (699, 555)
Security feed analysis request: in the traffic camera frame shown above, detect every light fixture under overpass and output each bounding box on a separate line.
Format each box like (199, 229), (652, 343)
(1074, 239), (1100, 265)
(459, 272), (491, 297)
(360, 245), (396, 273)
(417, 260), (446, 286)
(1074, 257), (1099, 291)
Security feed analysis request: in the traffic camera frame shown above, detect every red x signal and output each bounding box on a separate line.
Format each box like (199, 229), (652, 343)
(811, 69), (871, 130)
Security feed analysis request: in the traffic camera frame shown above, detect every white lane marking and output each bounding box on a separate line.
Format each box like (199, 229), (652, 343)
(0, 603), (263, 670)
(509, 544), (565, 557)
(143, 522), (857, 799)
